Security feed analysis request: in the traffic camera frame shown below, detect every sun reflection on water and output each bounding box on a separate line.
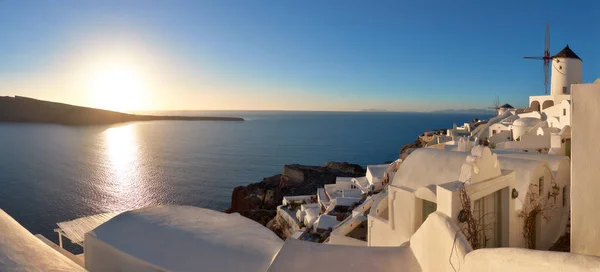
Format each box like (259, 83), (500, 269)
(106, 125), (137, 170)
(102, 124), (146, 211)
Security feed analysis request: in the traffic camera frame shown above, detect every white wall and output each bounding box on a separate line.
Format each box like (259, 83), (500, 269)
(0, 209), (85, 271)
(542, 100), (571, 128)
(463, 248), (600, 272)
(410, 212), (472, 272)
(85, 235), (167, 272)
(282, 195), (315, 206)
(329, 216), (367, 246)
(276, 205), (302, 233)
(571, 83), (600, 256)
(551, 57), (582, 96)
(328, 234), (367, 246)
(496, 135), (550, 152)
(488, 123), (511, 138)
(368, 187), (421, 247)
(489, 130), (512, 144)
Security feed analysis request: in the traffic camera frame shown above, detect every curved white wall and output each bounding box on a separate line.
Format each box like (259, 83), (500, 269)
(463, 248), (600, 272)
(512, 124), (531, 140)
(551, 57), (582, 95)
(0, 209), (85, 271)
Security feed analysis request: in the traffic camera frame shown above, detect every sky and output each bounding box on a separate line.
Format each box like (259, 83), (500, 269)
(0, 0), (598, 112)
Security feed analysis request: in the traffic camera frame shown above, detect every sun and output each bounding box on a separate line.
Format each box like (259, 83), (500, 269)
(89, 65), (145, 112)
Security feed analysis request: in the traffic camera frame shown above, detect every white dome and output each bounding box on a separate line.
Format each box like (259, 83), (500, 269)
(513, 117), (540, 127)
(392, 148), (467, 189)
(85, 206), (284, 272)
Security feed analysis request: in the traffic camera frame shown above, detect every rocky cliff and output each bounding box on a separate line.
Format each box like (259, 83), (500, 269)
(226, 162), (366, 231)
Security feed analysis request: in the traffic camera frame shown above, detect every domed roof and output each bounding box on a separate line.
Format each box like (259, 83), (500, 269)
(513, 117), (540, 127)
(392, 148), (467, 189)
(86, 206), (284, 272)
(552, 44), (582, 61)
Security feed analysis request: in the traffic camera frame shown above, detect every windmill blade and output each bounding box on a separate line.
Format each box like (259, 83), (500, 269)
(544, 22), (550, 94)
(524, 56), (544, 60)
(545, 22), (550, 58)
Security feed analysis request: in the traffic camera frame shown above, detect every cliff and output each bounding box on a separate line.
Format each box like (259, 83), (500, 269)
(0, 96), (244, 125)
(226, 162), (366, 234)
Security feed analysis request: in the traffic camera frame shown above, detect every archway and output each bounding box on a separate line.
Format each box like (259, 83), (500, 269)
(542, 100), (554, 110)
(530, 101), (541, 112)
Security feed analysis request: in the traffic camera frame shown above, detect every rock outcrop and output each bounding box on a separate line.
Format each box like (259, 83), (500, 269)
(400, 136), (428, 155)
(226, 162), (366, 230)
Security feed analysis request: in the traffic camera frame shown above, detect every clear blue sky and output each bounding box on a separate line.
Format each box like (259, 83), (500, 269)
(0, 0), (598, 111)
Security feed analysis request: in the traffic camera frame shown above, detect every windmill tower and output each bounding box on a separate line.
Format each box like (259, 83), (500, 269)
(488, 97), (514, 116)
(524, 22), (583, 100)
(550, 44), (582, 95)
(488, 96), (500, 114)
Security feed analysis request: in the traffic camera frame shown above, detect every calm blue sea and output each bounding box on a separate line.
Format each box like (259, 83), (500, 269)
(0, 111), (492, 251)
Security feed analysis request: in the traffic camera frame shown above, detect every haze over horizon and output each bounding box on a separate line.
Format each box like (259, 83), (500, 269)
(1, 0), (598, 112)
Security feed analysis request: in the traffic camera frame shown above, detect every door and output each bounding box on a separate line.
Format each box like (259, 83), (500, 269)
(474, 190), (502, 248)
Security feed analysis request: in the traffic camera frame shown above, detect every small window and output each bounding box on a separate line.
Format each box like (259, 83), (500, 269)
(563, 109), (567, 116)
(556, 59), (560, 63)
(492, 130), (497, 135)
(563, 186), (567, 207)
(563, 87), (567, 94)
(539, 177), (544, 195)
(559, 66), (562, 70)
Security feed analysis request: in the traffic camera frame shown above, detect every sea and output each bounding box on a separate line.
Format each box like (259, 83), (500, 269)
(0, 110), (493, 252)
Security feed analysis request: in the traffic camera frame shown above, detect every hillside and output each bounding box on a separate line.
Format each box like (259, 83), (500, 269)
(0, 96), (244, 125)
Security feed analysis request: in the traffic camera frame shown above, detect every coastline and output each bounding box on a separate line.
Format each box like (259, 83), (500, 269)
(225, 138), (428, 237)
(0, 96), (244, 126)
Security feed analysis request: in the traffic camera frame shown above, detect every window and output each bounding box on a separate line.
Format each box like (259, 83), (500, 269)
(538, 177), (544, 195)
(492, 130), (497, 135)
(563, 109), (567, 116)
(563, 86), (567, 94)
(563, 186), (567, 207)
(559, 65), (562, 70)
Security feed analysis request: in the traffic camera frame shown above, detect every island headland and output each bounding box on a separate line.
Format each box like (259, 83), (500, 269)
(0, 96), (244, 125)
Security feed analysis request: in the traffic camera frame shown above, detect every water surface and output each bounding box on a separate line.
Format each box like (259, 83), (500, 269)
(0, 111), (492, 252)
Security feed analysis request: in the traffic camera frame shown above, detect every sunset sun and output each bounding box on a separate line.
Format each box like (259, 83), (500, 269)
(89, 65), (145, 112)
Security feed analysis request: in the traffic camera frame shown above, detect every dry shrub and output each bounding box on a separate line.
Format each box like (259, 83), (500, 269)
(518, 181), (559, 249)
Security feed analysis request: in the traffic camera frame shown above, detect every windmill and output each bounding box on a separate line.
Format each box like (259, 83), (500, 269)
(524, 22), (552, 94)
(488, 96), (500, 111)
(488, 96), (514, 116)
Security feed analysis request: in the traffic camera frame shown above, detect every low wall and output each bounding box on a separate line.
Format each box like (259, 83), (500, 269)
(329, 233), (367, 246)
(410, 212), (472, 272)
(352, 194), (379, 217)
(276, 206), (301, 233)
(368, 215), (401, 247)
(0, 209), (85, 271)
(282, 195), (315, 206)
(463, 248), (600, 272)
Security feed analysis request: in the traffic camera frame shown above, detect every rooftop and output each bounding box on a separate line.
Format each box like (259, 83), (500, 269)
(553, 44), (582, 61)
(392, 148), (468, 189)
(86, 205), (283, 272)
